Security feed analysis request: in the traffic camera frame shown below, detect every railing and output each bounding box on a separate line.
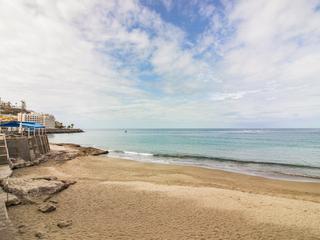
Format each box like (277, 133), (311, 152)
(0, 128), (46, 137)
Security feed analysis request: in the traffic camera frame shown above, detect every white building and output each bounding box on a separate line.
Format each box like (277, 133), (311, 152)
(17, 112), (55, 128)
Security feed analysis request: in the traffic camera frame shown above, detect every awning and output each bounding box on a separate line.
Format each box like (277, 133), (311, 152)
(0, 121), (45, 129)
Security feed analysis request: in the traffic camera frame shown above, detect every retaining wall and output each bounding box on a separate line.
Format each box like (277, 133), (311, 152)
(0, 135), (50, 165)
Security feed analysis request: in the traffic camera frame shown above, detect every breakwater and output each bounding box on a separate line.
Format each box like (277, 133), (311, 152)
(46, 128), (83, 134)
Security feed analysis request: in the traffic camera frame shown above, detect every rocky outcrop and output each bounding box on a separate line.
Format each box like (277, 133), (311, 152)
(78, 147), (109, 156)
(0, 177), (76, 202)
(9, 143), (108, 170)
(53, 143), (109, 156)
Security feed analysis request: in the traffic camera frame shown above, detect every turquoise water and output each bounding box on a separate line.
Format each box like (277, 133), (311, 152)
(49, 129), (320, 182)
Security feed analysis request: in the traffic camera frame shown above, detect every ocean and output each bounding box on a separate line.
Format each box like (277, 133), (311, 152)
(48, 128), (320, 182)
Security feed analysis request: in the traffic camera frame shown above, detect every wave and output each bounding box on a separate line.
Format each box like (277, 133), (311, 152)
(110, 150), (320, 170)
(270, 171), (320, 180)
(111, 150), (153, 156)
(154, 153), (320, 170)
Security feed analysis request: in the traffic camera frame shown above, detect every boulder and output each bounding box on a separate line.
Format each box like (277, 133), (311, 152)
(38, 203), (56, 213)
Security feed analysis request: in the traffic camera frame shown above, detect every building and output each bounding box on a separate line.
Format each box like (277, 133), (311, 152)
(17, 112), (55, 129)
(0, 99), (29, 115)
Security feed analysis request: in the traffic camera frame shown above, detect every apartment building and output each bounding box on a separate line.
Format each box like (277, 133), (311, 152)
(17, 112), (55, 128)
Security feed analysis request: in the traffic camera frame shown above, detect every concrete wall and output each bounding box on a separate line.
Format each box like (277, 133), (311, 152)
(6, 137), (31, 162)
(0, 135), (50, 165)
(0, 139), (7, 165)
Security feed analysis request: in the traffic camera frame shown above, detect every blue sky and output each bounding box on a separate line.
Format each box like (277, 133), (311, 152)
(0, 0), (320, 128)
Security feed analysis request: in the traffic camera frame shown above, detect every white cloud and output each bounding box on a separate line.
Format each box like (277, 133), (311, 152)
(210, 0), (320, 126)
(0, 0), (319, 127)
(210, 90), (258, 101)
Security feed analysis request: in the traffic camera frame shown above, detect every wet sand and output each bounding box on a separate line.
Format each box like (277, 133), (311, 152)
(7, 151), (320, 240)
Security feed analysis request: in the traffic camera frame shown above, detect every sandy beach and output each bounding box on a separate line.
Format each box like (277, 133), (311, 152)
(7, 145), (320, 240)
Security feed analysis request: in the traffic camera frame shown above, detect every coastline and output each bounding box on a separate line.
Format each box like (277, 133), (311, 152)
(108, 150), (320, 183)
(49, 128), (320, 182)
(5, 143), (320, 239)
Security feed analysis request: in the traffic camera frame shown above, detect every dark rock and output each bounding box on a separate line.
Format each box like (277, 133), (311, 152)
(78, 147), (109, 156)
(57, 220), (72, 228)
(35, 231), (45, 239)
(91, 149), (109, 156)
(38, 203), (56, 213)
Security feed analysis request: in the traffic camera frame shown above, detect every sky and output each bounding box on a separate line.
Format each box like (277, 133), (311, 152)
(0, 0), (320, 128)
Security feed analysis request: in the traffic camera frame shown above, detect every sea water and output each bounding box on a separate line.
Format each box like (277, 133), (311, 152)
(49, 129), (320, 182)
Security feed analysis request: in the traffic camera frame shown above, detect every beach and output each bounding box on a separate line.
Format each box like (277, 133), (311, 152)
(6, 144), (320, 240)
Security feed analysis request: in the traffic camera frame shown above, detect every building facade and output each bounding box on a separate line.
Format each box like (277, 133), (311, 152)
(17, 112), (55, 128)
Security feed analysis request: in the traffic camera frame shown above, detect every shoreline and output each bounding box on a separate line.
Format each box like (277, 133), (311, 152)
(100, 156), (320, 203)
(107, 152), (320, 183)
(49, 128), (320, 182)
(5, 143), (320, 239)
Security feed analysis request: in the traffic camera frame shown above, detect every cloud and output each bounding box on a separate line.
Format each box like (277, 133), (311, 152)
(211, 0), (320, 125)
(0, 0), (319, 127)
(210, 90), (258, 101)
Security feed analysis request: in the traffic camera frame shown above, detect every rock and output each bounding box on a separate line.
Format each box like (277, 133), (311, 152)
(78, 147), (109, 156)
(32, 176), (58, 181)
(57, 220), (72, 228)
(49, 199), (58, 204)
(5, 193), (21, 207)
(35, 231), (45, 239)
(38, 203), (56, 213)
(90, 149), (109, 156)
(10, 157), (28, 169)
(47, 150), (78, 162)
(55, 143), (81, 148)
(0, 177), (76, 199)
(61, 180), (77, 187)
(10, 154), (50, 169)
(0, 189), (21, 206)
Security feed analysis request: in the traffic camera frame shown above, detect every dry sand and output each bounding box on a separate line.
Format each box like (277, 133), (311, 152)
(7, 150), (320, 240)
